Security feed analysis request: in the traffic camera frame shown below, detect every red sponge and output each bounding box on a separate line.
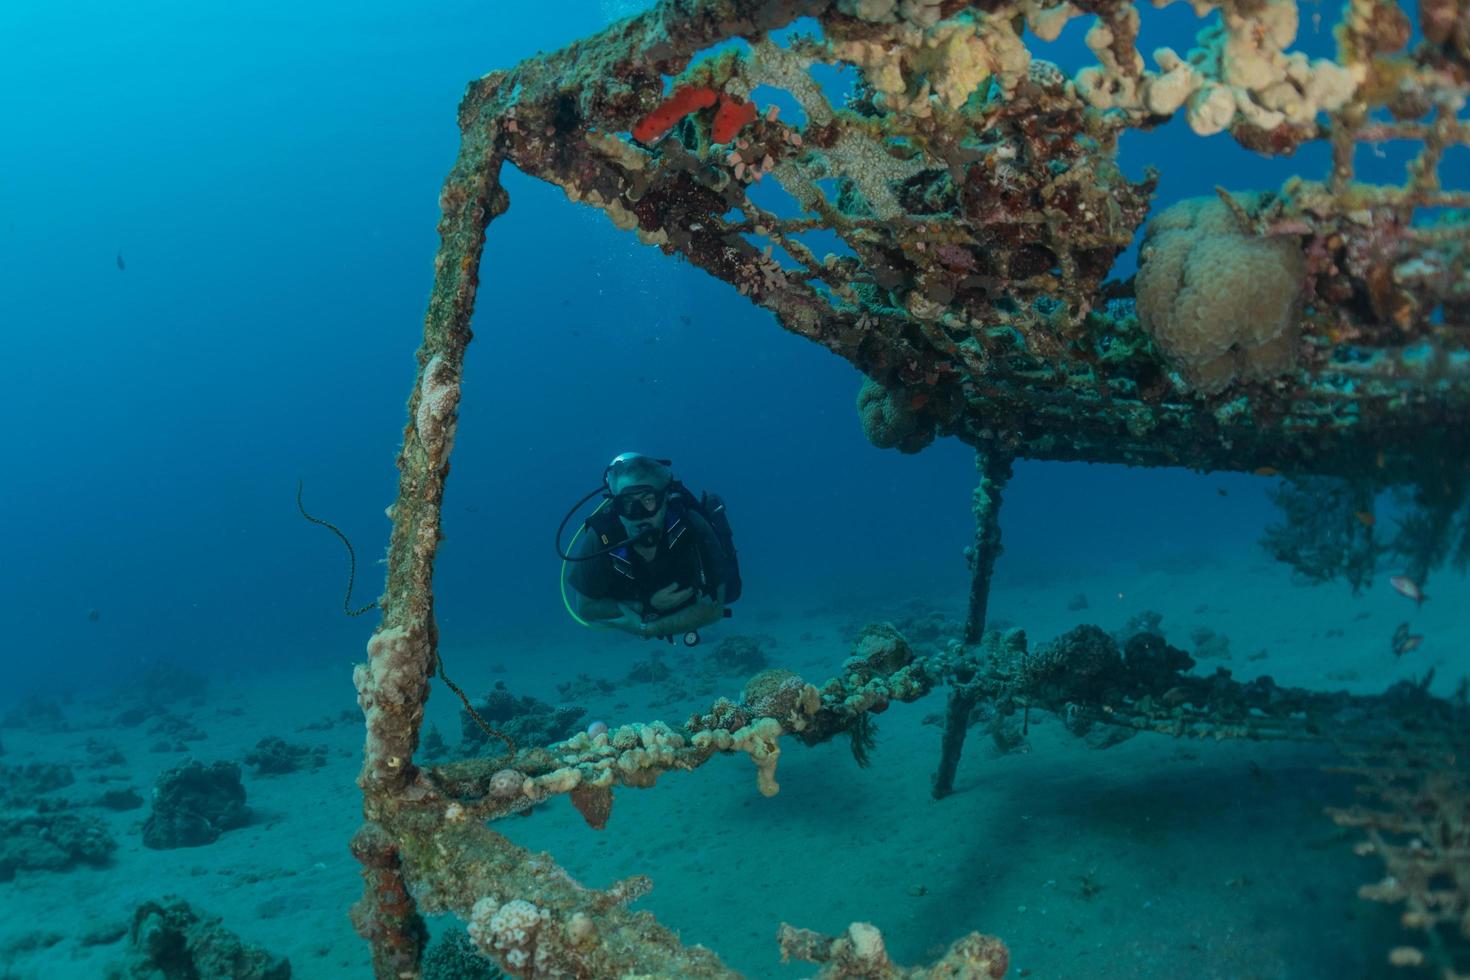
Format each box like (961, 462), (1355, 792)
(631, 86), (757, 145)
(711, 96), (757, 144)
(632, 86), (718, 143)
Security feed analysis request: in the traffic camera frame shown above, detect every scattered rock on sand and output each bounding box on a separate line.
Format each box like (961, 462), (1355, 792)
(0, 761), (75, 805)
(0, 811), (116, 880)
(135, 661), (209, 707)
(1190, 626), (1232, 660)
(2, 695), (69, 733)
(296, 708), (357, 733)
(149, 712), (208, 744)
(106, 896), (290, 980)
(85, 737), (128, 768)
(80, 921), (129, 947)
(890, 602), (961, 646)
(141, 760), (250, 850)
(555, 673), (616, 701)
(94, 787), (145, 811)
(1113, 609), (1165, 648)
(243, 736), (328, 775)
(625, 654), (673, 684)
(460, 683), (585, 754)
(1, 931), (63, 956)
(709, 634), (771, 675)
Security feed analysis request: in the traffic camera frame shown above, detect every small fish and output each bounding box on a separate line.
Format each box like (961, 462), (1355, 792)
(1392, 622), (1424, 657)
(115, 250), (126, 271)
(1217, 487), (1228, 497)
(1354, 510), (1375, 528)
(679, 314), (693, 326)
(1390, 575), (1427, 606)
(1253, 466), (1278, 477)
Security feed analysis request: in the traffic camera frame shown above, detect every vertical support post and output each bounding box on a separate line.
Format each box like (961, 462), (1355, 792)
(933, 450), (1012, 799)
(350, 824), (429, 978)
(932, 671), (981, 800)
(350, 96), (509, 978)
(964, 451), (1012, 643)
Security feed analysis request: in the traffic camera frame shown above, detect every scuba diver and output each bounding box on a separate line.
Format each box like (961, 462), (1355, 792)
(557, 453), (741, 643)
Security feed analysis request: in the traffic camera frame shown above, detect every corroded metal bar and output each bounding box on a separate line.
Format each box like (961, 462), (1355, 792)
(932, 679), (983, 800)
(350, 102), (508, 977)
(964, 452), (1013, 644)
(934, 453), (1012, 800)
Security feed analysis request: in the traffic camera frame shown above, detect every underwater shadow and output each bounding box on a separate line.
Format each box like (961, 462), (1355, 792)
(916, 739), (1405, 977)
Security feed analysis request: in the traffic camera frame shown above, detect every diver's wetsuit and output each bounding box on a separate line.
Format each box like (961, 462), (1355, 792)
(568, 499), (728, 614)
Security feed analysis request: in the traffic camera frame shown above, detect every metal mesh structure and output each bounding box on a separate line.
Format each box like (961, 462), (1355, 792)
(468, 0), (1469, 474)
(347, 1), (1470, 976)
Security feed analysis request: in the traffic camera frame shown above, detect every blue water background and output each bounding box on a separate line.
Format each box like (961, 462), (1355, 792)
(0, 0), (1420, 695)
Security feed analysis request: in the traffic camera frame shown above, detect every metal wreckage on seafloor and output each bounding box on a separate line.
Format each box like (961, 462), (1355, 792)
(350, 0), (1470, 976)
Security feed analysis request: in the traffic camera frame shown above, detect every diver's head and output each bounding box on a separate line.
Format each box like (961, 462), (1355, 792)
(605, 453), (673, 539)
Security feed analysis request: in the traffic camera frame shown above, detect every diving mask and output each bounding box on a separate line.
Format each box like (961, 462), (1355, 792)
(613, 484), (668, 519)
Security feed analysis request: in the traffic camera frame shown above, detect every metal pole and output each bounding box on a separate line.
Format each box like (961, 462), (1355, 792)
(934, 451), (1012, 799)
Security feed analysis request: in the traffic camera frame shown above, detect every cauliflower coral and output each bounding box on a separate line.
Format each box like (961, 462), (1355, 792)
(857, 377), (935, 452)
(467, 898), (550, 971)
(1134, 193), (1306, 394)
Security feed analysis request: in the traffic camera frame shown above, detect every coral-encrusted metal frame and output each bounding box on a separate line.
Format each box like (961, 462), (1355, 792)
(349, 1), (1470, 976)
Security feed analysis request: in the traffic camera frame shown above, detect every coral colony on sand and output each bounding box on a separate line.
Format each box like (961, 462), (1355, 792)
(350, 0), (1470, 976)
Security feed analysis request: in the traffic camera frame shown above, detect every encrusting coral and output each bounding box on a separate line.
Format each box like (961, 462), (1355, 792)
(778, 921), (1009, 979)
(414, 354), (460, 471)
(355, 625), (435, 789)
(352, 618), (959, 976)
(1135, 193), (1306, 393)
(441, 0), (1469, 478)
(1075, 0), (1359, 137)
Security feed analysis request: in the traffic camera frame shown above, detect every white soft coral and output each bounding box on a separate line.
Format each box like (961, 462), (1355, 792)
(467, 898), (551, 970)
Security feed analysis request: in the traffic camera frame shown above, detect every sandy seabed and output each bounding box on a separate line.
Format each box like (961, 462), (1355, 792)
(3, 553), (1464, 979)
